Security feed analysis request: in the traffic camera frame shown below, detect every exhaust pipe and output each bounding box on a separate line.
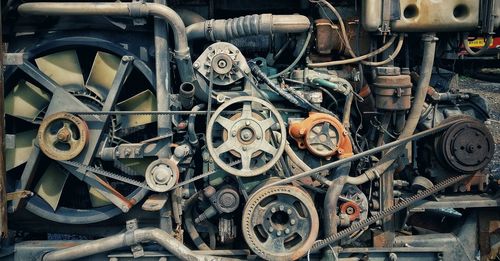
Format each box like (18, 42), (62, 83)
(42, 227), (234, 261)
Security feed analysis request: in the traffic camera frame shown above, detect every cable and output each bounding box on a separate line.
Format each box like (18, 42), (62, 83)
(307, 35), (398, 67)
(268, 27), (313, 79)
(361, 35), (405, 66)
(463, 33), (493, 57)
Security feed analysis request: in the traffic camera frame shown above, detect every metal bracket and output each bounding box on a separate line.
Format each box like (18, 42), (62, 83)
(3, 53), (24, 65)
(125, 219), (144, 258)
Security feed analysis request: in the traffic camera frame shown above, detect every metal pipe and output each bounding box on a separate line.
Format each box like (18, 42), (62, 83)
(0, 3), (8, 238)
(154, 0), (172, 158)
(324, 163), (351, 237)
(180, 82), (196, 109)
(186, 14), (310, 41)
(17, 2), (198, 91)
(42, 227), (230, 261)
(188, 104), (205, 147)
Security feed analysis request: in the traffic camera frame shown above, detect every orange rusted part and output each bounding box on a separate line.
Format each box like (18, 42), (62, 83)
(340, 201), (361, 221)
(289, 112), (353, 159)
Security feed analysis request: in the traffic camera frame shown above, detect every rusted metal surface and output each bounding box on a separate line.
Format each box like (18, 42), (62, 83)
(373, 67), (412, 111)
(289, 112), (353, 159)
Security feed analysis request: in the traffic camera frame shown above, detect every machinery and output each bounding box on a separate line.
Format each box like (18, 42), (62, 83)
(0, 0), (498, 260)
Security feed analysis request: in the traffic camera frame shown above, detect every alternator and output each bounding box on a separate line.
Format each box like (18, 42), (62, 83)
(194, 42), (250, 86)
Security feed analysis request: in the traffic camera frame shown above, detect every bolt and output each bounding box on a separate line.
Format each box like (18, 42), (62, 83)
(217, 59), (227, 68)
(246, 121), (250, 126)
(122, 56), (134, 62)
(194, 62), (200, 69)
(256, 135), (261, 140)
(232, 130), (237, 137)
(279, 205), (284, 211)
(242, 146), (247, 151)
(287, 209), (292, 215)
(285, 228), (290, 234)
(268, 227), (274, 233)
(271, 207), (276, 213)
(276, 231), (282, 236)
(290, 219), (296, 225)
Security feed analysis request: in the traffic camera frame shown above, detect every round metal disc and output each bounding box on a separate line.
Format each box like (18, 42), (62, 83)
(38, 112), (88, 161)
(242, 185), (319, 261)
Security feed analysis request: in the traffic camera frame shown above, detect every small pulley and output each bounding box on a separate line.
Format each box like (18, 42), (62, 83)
(206, 96), (286, 177)
(38, 112), (88, 161)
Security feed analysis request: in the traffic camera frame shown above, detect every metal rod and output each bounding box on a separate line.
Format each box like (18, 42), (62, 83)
(257, 120), (459, 192)
(0, 4), (8, 238)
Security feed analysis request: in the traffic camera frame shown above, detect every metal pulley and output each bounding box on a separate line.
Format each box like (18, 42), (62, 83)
(206, 96), (286, 177)
(38, 112), (89, 161)
(435, 117), (495, 173)
(145, 159), (179, 192)
(242, 184), (319, 261)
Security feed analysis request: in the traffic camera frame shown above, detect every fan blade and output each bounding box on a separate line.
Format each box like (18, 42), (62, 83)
(116, 90), (157, 129)
(89, 185), (111, 207)
(35, 50), (85, 92)
(34, 163), (69, 211)
(119, 158), (154, 175)
(86, 51), (121, 100)
(6, 129), (37, 171)
(5, 80), (50, 122)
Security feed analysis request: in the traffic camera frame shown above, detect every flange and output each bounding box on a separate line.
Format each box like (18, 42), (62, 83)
(37, 112), (88, 161)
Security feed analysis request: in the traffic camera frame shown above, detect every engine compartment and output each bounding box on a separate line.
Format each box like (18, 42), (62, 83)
(0, 0), (499, 260)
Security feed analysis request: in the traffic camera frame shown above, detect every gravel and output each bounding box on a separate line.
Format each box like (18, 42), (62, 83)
(452, 76), (500, 176)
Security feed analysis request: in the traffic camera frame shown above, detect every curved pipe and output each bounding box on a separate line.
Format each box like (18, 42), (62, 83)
(42, 227), (231, 261)
(324, 163), (351, 237)
(186, 14), (310, 41)
(18, 2), (198, 88)
(188, 104), (206, 147)
(463, 33), (493, 57)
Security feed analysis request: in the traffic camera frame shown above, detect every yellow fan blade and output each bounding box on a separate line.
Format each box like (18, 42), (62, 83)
(86, 51), (121, 100)
(34, 163), (69, 211)
(5, 80), (50, 122)
(6, 129), (37, 171)
(89, 185), (111, 208)
(116, 90), (157, 129)
(35, 50), (85, 92)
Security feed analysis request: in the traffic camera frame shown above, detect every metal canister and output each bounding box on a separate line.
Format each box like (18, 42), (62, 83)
(373, 67), (412, 111)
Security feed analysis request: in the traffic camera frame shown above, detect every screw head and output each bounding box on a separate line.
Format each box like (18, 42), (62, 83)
(271, 207), (276, 213)
(285, 228), (290, 234)
(290, 219), (296, 225)
(276, 231), (282, 236)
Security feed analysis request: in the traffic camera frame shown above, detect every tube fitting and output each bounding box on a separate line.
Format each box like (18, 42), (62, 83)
(179, 82), (195, 109)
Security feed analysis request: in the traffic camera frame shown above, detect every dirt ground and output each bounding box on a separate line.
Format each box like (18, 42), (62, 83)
(453, 77), (500, 176)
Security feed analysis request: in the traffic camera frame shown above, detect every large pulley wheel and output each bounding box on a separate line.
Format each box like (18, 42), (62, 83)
(242, 185), (319, 261)
(206, 96), (286, 177)
(436, 117), (494, 173)
(38, 112), (88, 161)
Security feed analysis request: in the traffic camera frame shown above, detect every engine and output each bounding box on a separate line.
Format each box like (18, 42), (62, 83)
(0, 0), (498, 260)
